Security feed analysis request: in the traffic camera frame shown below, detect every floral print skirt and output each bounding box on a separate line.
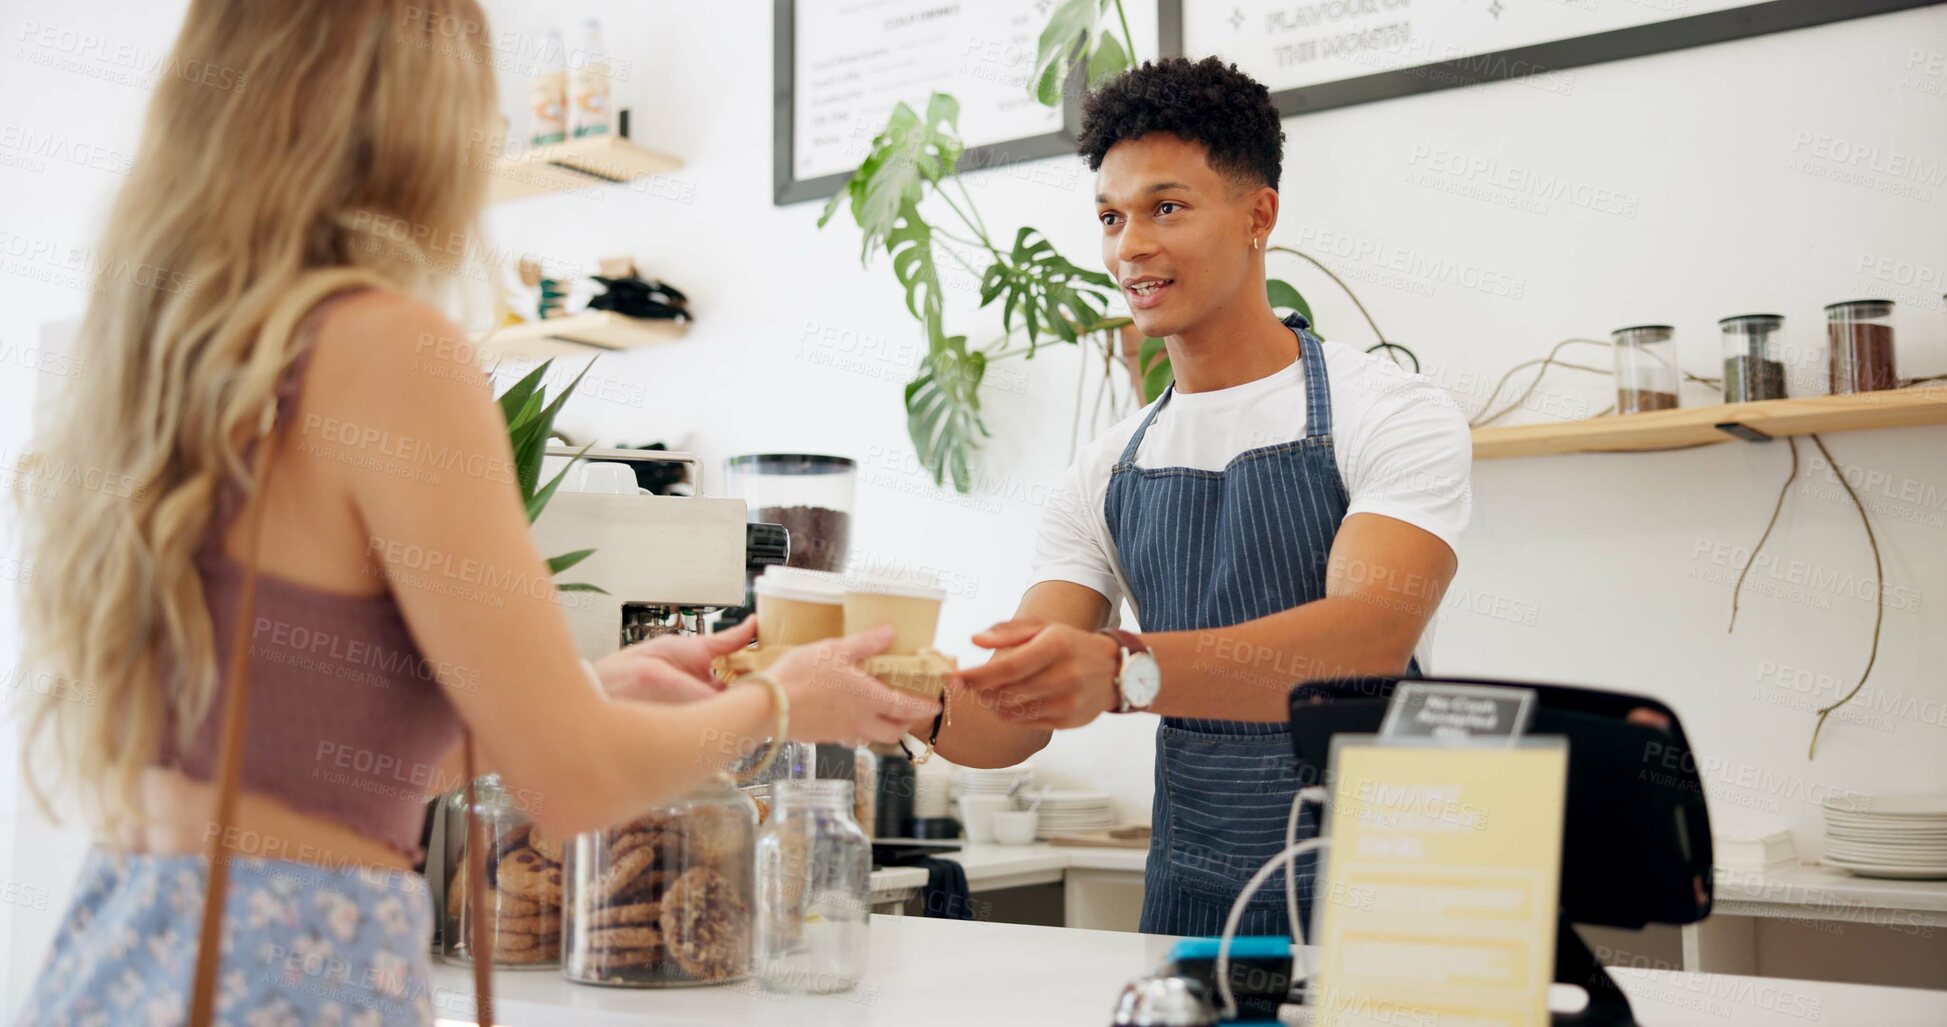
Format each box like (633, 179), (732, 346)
(19, 848), (436, 1027)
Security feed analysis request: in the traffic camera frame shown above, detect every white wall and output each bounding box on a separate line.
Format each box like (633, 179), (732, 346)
(4, 0), (1945, 1009)
(1, 0), (219, 1008)
(475, 0), (1947, 847)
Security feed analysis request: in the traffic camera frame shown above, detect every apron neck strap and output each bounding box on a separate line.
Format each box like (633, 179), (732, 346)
(1116, 314), (1336, 465)
(1116, 383), (1172, 467)
(1291, 319), (1334, 439)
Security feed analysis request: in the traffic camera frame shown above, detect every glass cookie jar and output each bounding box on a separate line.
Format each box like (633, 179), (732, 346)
(562, 773), (758, 987)
(439, 774), (566, 969)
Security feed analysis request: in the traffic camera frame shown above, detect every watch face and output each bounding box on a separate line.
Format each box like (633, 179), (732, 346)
(1122, 652), (1162, 709)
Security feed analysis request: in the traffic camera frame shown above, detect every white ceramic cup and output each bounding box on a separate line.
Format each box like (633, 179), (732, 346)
(956, 795), (1014, 844)
(990, 810), (1040, 846)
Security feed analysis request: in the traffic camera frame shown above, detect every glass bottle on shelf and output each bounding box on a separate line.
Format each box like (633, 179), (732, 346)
(567, 18), (611, 138)
(1611, 324), (1681, 414)
(527, 29), (567, 146)
(756, 780), (872, 994)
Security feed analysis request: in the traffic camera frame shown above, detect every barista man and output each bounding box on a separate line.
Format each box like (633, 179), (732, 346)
(933, 58), (1472, 936)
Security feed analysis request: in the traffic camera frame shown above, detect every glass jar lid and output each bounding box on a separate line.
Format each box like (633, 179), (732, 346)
(1823, 300), (1893, 319)
(773, 779), (853, 810)
(1611, 324), (1673, 344)
(725, 454), (858, 475)
(1718, 314), (1783, 332)
(637, 771), (746, 810)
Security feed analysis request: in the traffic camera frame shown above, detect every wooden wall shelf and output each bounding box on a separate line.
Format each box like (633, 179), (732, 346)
(474, 311), (687, 360)
(488, 135), (682, 204)
(1472, 386), (1947, 459)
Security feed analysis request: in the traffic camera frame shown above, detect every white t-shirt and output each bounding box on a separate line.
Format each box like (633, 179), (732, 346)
(1030, 340), (1472, 626)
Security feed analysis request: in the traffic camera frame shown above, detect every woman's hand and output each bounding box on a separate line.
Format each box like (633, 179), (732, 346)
(771, 626), (941, 746)
(593, 617), (758, 704)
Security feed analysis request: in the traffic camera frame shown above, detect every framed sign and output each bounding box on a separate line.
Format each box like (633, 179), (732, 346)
(1163, 0), (1944, 118)
(775, 0), (1090, 205)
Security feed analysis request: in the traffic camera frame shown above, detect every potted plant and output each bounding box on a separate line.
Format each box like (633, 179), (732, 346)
(494, 358), (604, 593)
(817, 0), (1332, 491)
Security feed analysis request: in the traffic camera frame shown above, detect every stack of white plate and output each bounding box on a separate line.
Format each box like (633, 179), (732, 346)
(1033, 790), (1117, 838)
(1820, 794), (1947, 880)
(954, 766), (1035, 799)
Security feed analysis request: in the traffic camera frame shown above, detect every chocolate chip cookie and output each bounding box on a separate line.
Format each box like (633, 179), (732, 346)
(659, 866), (749, 981)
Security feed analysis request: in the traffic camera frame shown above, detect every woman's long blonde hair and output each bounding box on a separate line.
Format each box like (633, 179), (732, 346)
(18, 0), (499, 833)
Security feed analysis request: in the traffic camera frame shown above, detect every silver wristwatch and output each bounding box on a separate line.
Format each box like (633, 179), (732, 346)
(1099, 628), (1161, 712)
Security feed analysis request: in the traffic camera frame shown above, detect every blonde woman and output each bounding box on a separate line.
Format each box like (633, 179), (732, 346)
(13, 2), (935, 1023)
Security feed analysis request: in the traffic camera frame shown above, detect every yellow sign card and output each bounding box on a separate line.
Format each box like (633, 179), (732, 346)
(1312, 740), (1569, 1027)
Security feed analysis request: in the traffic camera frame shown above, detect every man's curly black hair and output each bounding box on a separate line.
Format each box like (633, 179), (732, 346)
(1076, 56), (1285, 192)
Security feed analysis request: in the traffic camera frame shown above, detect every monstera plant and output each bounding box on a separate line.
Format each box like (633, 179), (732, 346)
(819, 0), (1319, 491)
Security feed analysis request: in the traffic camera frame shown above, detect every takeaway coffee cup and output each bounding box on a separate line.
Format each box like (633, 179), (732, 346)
(753, 567), (845, 646)
(842, 575), (946, 655)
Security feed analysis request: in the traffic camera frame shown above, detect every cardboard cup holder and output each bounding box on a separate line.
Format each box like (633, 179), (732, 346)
(714, 645), (956, 700)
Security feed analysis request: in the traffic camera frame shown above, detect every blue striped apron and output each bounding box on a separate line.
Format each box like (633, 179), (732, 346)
(1109, 315), (1403, 937)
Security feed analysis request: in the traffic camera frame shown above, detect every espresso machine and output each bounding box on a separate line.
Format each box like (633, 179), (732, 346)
(529, 447), (788, 654)
(423, 447), (786, 944)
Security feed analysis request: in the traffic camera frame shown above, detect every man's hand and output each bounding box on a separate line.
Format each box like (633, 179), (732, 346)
(592, 617), (757, 704)
(953, 619), (1122, 729)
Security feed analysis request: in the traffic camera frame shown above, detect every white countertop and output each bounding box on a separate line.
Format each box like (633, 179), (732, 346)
(1714, 863), (1947, 922)
(430, 914), (1947, 1026)
(869, 840), (1147, 895)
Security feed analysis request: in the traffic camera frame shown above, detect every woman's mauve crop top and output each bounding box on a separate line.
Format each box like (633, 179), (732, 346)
(155, 291), (464, 858)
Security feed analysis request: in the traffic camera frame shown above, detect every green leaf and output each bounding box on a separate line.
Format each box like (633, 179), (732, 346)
(496, 360), (552, 427)
(1087, 30), (1129, 89)
(978, 262), (1007, 306)
(509, 360), (592, 505)
(1138, 336), (1173, 403)
(527, 442), (593, 523)
(510, 414), (550, 500)
(888, 199), (942, 327)
(533, 359), (593, 433)
(984, 227), (1119, 352)
(555, 581), (610, 595)
(1031, 0), (1101, 107)
(825, 95), (963, 262)
(507, 388), (543, 437)
(1266, 278), (1314, 328)
(816, 186), (848, 230)
(494, 365), (603, 582)
(904, 338), (990, 492)
(546, 548), (596, 575)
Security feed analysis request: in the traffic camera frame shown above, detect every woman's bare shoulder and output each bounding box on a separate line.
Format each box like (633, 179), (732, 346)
(302, 288), (495, 423)
(311, 289), (486, 382)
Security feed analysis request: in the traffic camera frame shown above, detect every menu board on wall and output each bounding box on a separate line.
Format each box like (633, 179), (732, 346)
(774, 0), (1081, 205)
(1167, 0), (1941, 116)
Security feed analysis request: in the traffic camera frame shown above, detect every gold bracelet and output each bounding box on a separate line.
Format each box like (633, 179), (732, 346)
(733, 672), (790, 782)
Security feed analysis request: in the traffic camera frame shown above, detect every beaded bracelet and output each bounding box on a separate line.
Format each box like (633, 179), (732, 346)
(733, 672), (789, 782)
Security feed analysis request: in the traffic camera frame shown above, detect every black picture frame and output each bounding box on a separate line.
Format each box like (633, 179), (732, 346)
(1160, 0), (1944, 118)
(774, 0), (1093, 206)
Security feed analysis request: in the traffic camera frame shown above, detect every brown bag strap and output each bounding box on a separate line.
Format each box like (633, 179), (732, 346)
(187, 403), (282, 1025)
(462, 736), (494, 1025)
(187, 403), (496, 1024)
